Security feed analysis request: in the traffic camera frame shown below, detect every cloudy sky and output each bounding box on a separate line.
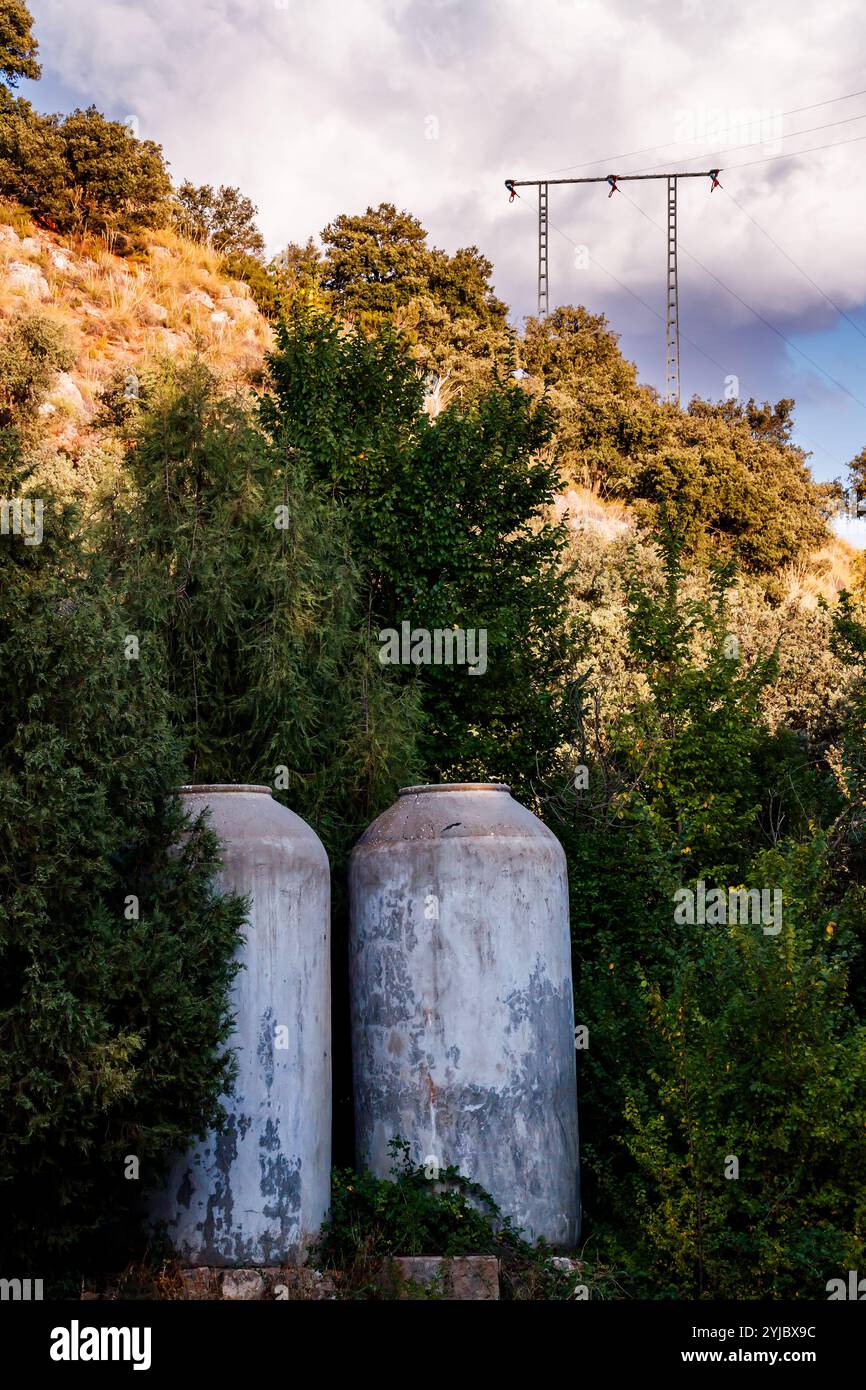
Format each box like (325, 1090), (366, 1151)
(21, 0), (866, 513)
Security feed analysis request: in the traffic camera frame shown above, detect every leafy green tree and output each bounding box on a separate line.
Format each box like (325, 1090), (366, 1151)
(61, 106), (171, 234)
(319, 203), (513, 402)
(1, 10), (171, 235)
(320, 202), (431, 322)
(0, 101), (172, 234)
(263, 308), (572, 792)
(0, 5), (170, 239)
(0, 319), (246, 1275)
(173, 180), (265, 257)
(0, 96), (66, 220)
(104, 355), (419, 862)
(277, 236), (323, 287)
(0, 0), (39, 90)
(522, 306), (827, 577)
(522, 304), (649, 493)
(547, 520), (864, 1296)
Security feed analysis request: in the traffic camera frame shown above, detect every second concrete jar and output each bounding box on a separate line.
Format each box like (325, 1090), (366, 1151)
(349, 782), (580, 1246)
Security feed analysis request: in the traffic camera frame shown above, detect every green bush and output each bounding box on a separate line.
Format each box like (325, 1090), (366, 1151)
(622, 835), (866, 1299)
(263, 308), (573, 793)
(316, 1139), (523, 1265)
(0, 362), (246, 1274)
(104, 355), (419, 869)
(549, 521), (866, 1298)
(315, 1141), (609, 1300)
(0, 312), (75, 432)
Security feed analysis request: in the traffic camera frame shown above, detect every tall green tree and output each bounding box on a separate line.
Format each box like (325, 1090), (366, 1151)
(319, 203), (513, 403)
(0, 0), (39, 90)
(320, 203), (431, 320)
(173, 180), (265, 257)
(263, 308), (572, 792)
(546, 522), (865, 1296)
(102, 356), (421, 1167)
(0, 101), (172, 234)
(104, 356), (419, 861)
(0, 318), (246, 1275)
(523, 305), (827, 577)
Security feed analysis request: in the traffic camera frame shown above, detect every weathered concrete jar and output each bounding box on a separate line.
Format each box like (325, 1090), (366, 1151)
(349, 782), (579, 1246)
(148, 785), (331, 1266)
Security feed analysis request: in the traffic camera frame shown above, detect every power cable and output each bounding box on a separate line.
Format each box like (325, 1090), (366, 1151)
(719, 186), (866, 344)
(616, 187), (866, 414)
(549, 87), (866, 175)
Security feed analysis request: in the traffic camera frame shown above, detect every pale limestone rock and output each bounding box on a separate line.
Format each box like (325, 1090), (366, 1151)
(183, 288), (215, 310)
(154, 327), (185, 354)
(49, 372), (86, 413)
(218, 293), (258, 320)
(141, 300), (169, 325)
(6, 260), (49, 298)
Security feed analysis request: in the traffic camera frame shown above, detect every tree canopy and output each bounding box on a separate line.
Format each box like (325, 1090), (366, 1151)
(0, 0), (39, 90)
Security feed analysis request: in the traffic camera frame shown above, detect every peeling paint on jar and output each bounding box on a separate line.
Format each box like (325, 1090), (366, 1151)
(147, 785), (331, 1266)
(350, 783), (580, 1247)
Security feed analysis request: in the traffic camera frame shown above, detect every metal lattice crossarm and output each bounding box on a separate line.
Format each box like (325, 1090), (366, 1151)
(505, 169), (722, 405)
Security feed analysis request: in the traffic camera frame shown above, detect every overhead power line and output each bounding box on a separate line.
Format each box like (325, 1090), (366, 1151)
(508, 120), (866, 407)
(626, 110), (866, 177)
(506, 168), (723, 401)
(719, 186), (866, 345)
(722, 129), (866, 170)
(616, 187), (866, 414)
(549, 86), (866, 175)
(509, 189), (846, 472)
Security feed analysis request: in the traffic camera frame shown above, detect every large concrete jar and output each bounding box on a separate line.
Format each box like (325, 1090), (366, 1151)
(350, 782), (579, 1246)
(148, 785), (331, 1266)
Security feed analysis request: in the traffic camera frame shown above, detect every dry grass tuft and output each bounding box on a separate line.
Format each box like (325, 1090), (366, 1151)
(0, 200), (273, 476)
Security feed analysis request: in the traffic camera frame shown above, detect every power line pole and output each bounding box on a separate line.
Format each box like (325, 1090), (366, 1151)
(538, 182), (549, 318)
(666, 176), (680, 405)
(506, 169), (720, 405)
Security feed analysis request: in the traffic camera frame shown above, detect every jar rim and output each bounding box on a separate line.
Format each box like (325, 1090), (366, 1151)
(178, 784), (273, 795)
(399, 782), (510, 796)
